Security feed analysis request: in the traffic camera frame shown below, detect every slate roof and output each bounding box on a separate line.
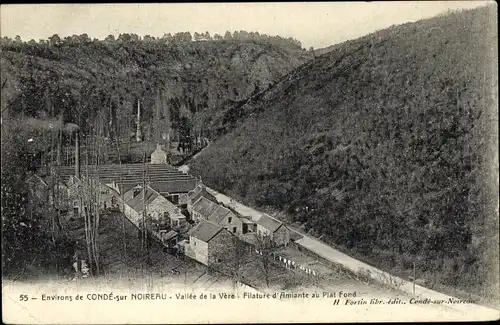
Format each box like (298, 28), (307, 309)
(188, 220), (224, 243)
(191, 197), (219, 218)
(255, 214), (283, 233)
(124, 185), (182, 217)
(115, 183), (138, 194)
(207, 205), (234, 224)
(189, 185), (217, 204)
(126, 187), (160, 214)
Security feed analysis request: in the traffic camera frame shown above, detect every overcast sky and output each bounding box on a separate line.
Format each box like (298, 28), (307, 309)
(0, 2), (492, 49)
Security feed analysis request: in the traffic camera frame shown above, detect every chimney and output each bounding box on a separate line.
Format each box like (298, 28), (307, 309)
(75, 130), (80, 179)
(136, 99), (142, 142)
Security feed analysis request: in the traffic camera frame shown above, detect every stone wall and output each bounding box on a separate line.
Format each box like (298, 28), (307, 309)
(208, 229), (234, 266)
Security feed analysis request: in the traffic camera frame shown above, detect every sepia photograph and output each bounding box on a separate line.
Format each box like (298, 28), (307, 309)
(1, 2), (499, 323)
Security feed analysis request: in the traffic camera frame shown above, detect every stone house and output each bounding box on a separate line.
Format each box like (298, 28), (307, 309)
(151, 143), (169, 164)
(190, 197), (244, 235)
(67, 177), (119, 219)
(255, 214), (290, 247)
(187, 184), (218, 214)
(207, 205), (243, 236)
(122, 185), (186, 230)
(190, 197), (219, 222)
(184, 220), (234, 266)
(149, 178), (199, 208)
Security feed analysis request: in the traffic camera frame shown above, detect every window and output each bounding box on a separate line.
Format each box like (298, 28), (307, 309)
(111, 196), (117, 205)
(228, 217), (232, 223)
(233, 227), (237, 233)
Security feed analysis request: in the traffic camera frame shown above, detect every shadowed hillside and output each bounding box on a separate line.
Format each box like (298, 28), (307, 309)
(190, 6), (498, 301)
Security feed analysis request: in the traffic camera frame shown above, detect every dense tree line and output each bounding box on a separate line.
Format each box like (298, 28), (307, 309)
(190, 6), (498, 302)
(1, 30), (309, 144)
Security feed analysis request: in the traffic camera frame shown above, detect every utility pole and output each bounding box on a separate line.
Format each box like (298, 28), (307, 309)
(413, 262), (416, 296)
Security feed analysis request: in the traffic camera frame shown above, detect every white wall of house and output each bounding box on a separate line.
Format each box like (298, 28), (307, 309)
(123, 204), (141, 226)
(185, 236), (209, 265)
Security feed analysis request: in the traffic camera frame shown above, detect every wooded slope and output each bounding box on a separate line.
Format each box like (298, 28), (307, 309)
(190, 6), (498, 300)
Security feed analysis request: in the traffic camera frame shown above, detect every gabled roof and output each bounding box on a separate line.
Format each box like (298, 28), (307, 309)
(189, 185), (217, 204)
(207, 205), (234, 224)
(188, 220), (225, 243)
(124, 185), (182, 217)
(191, 197), (219, 217)
(115, 182), (138, 194)
(125, 187), (160, 214)
(255, 214), (283, 233)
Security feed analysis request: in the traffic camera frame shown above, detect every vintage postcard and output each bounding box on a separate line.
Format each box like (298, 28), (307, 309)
(1, 2), (499, 324)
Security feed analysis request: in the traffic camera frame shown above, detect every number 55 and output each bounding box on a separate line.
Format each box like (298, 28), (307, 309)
(19, 294), (28, 301)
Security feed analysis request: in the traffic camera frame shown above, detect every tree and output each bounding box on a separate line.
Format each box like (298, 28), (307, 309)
(254, 233), (278, 288)
(194, 32), (203, 42)
(105, 34), (115, 42)
(224, 31), (233, 40)
(161, 33), (173, 43)
(228, 237), (252, 287)
(48, 34), (61, 46)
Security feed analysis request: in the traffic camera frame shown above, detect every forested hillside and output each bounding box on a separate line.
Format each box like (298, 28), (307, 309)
(0, 32), (310, 276)
(1, 32), (310, 139)
(190, 6), (498, 300)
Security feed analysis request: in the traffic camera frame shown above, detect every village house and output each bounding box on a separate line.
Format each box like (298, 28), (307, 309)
(255, 214), (290, 247)
(150, 143), (169, 164)
(184, 220), (234, 266)
(150, 178), (199, 208)
(66, 176), (119, 219)
(187, 184), (218, 214)
(190, 197), (218, 222)
(190, 197), (255, 236)
(121, 185), (187, 231)
(207, 205), (243, 235)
